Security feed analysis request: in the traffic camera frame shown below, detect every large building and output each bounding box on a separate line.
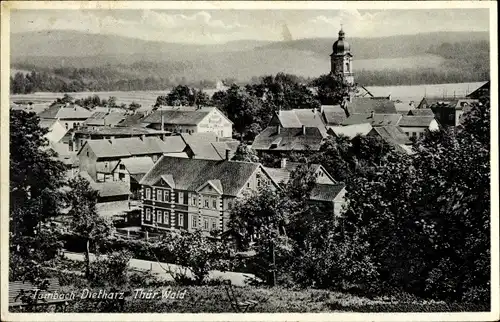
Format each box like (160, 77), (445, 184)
(139, 156), (279, 233)
(38, 103), (93, 130)
(142, 106), (233, 138)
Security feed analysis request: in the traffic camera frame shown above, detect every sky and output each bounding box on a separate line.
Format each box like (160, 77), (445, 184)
(10, 9), (490, 44)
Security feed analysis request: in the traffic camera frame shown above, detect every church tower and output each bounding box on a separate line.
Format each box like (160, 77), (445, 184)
(330, 27), (354, 85)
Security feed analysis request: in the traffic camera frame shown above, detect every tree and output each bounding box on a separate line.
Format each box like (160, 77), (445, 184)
(155, 230), (230, 285)
(67, 177), (114, 278)
(231, 143), (259, 162)
(128, 101), (142, 113)
(311, 73), (356, 116)
(9, 110), (66, 284)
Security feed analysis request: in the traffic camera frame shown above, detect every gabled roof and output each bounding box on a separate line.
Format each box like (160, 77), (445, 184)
(252, 127), (325, 151)
(78, 136), (186, 159)
(84, 140), (131, 158)
(38, 103), (92, 120)
(180, 133), (237, 161)
(272, 109), (328, 136)
(140, 157), (264, 197)
(327, 123), (373, 138)
(119, 157), (155, 175)
(407, 109), (435, 116)
(369, 126), (411, 146)
(83, 111), (127, 126)
(348, 97), (397, 114)
(466, 81), (490, 99)
(263, 162), (329, 185)
(95, 161), (118, 174)
(310, 184), (346, 202)
(342, 113), (402, 126)
(398, 116), (436, 127)
(142, 109), (211, 125)
(321, 105), (348, 125)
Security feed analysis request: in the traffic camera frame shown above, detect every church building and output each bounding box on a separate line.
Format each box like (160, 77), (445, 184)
(330, 27), (354, 85)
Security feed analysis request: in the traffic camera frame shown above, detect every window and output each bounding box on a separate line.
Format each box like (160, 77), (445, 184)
(145, 188), (151, 199)
(246, 182), (250, 188)
(192, 215), (198, 228)
(178, 213), (184, 227)
(178, 192), (184, 204)
(156, 189), (163, 201)
(405, 132), (410, 136)
(119, 164), (126, 170)
(145, 208), (151, 221)
(156, 210), (162, 222)
(163, 211), (169, 224)
(419, 132), (424, 139)
(164, 190), (170, 202)
(412, 132), (417, 138)
(211, 219), (217, 230)
(448, 114), (454, 121)
(119, 173), (125, 180)
(191, 195), (197, 206)
(204, 198), (209, 208)
(257, 175), (261, 187)
(204, 218), (209, 230)
(65, 123), (69, 130)
(212, 198), (218, 209)
(227, 201), (233, 210)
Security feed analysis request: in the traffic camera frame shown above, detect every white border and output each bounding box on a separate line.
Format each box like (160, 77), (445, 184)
(1, 1), (498, 322)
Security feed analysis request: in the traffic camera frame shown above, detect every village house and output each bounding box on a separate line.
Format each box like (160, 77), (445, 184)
(38, 102), (93, 130)
(418, 98), (479, 126)
(82, 110), (128, 129)
(341, 112), (402, 127)
(112, 157), (155, 199)
(77, 136), (186, 182)
(251, 125), (326, 156)
(268, 108), (328, 136)
(142, 106), (233, 138)
(367, 125), (414, 154)
(263, 159), (347, 217)
(138, 156), (279, 233)
(398, 115), (440, 139)
(39, 119), (68, 144)
(321, 105), (348, 126)
(79, 171), (131, 204)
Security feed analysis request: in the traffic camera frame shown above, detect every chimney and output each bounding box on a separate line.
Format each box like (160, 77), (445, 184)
(160, 112), (165, 132)
(302, 125), (306, 135)
(277, 125), (281, 134)
(225, 148), (231, 161)
(388, 94), (392, 101)
(161, 134), (166, 141)
(370, 111), (375, 119)
(141, 134), (145, 141)
(280, 158), (287, 168)
(216, 136), (219, 142)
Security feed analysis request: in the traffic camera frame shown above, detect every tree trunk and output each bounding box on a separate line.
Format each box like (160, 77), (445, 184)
(85, 239), (90, 278)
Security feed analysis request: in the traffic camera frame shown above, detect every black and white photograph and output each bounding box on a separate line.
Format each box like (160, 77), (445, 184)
(1, 1), (498, 320)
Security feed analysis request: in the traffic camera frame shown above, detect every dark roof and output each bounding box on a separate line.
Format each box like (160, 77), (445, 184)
(142, 109), (211, 125)
(407, 109), (435, 116)
(321, 105), (348, 125)
(83, 111), (127, 126)
(348, 97), (397, 114)
(369, 126), (411, 145)
(38, 103), (92, 120)
(252, 127), (325, 151)
(342, 113), (402, 126)
(85, 140), (130, 158)
(398, 116), (436, 127)
(310, 183), (345, 202)
(140, 157), (262, 197)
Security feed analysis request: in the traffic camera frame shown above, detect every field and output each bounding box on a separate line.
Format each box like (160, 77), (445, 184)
(9, 81), (486, 116)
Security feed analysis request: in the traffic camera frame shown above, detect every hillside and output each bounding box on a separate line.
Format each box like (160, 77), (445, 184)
(10, 30), (490, 90)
